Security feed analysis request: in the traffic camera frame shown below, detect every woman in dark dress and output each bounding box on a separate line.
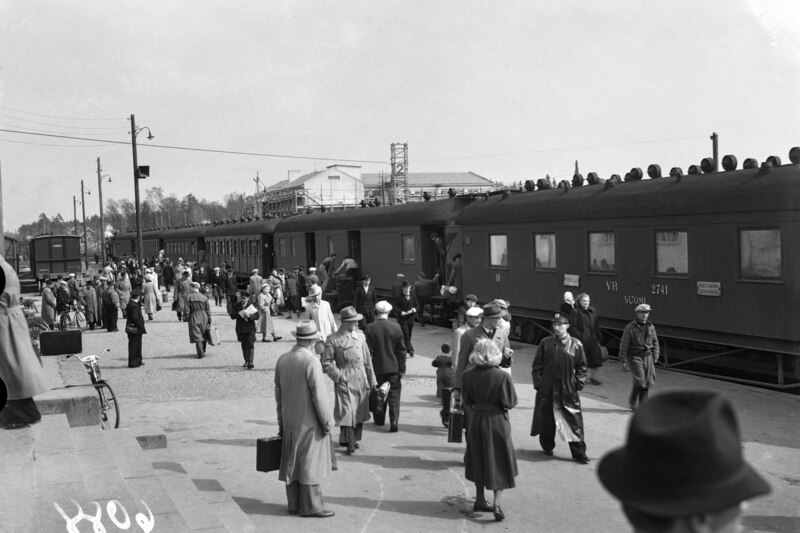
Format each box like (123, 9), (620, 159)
(393, 281), (418, 357)
(125, 289), (146, 368)
(569, 292), (604, 385)
(461, 338), (518, 522)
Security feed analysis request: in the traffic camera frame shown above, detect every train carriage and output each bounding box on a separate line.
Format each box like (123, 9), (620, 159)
(204, 218), (279, 276)
(455, 154), (800, 388)
(161, 225), (207, 265)
(29, 235), (82, 284)
(110, 229), (165, 262)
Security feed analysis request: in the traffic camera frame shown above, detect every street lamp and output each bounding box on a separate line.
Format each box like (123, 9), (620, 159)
(96, 157), (111, 264)
(81, 180), (88, 270)
(130, 114), (153, 272)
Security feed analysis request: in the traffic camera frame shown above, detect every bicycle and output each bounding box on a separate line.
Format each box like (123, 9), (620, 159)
(67, 349), (120, 429)
(57, 303), (87, 331)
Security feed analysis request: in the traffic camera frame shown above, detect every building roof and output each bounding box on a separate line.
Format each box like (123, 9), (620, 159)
(361, 171), (493, 188)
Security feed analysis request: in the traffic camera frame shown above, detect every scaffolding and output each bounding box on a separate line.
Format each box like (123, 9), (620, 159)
(390, 143), (409, 204)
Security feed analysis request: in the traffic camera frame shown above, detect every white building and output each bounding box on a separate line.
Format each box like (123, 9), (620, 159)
(259, 165), (363, 216)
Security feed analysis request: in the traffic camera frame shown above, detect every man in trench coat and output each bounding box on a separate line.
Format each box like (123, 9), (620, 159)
(275, 320), (336, 518)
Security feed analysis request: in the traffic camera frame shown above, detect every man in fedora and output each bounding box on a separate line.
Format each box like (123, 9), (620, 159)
(248, 268), (263, 296)
(530, 313), (590, 464)
(321, 306), (377, 454)
(598, 389), (770, 532)
(365, 300), (407, 432)
(353, 274), (377, 330)
(620, 303), (659, 411)
(275, 320), (336, 518)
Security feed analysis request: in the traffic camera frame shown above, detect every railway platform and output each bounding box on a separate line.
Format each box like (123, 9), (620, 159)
(2, 300), (799, 532)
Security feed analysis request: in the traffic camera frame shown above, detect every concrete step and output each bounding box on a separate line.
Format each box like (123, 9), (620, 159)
(35, 356), (100, 427)
(0, 418), (36, 532)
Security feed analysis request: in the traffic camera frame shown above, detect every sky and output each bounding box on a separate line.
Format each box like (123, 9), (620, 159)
(1, 0), (799, 233)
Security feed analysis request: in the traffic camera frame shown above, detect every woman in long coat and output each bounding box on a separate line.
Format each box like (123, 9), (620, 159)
(321, 307), (377, 454)
(142, 275), (160, 320)
(256, 283), (276, 342)
(115, 271), (132, 319)
(0, 256), (49, 428)
(82, 281), (98, 330)
(186, 282), (211, 358)
(462, 338), (518, 522)
(569, 293), (603, 385)
(40, 280), (57, 327)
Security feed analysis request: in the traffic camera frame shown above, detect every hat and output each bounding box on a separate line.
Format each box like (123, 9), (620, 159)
(492, 298), (510, 308)
(308, 267), (317, 272)
(396, 273), (405, 278)
(213, 266), (220, 271)
(466, 306), (483, 318)
(130, 288), (141, 299)
(551, 313), (570, 325)
(635, 303), (652, 312)
(465, 293), (478, 302)
(598, 390), (770, 517)
(482, 303), (503, 318)
(145, 274), (153, 282)
(339, 306), (363, 322)
(69, 273), (75, 277)
(362, 274), (371, 281)
(375, 300), (392, 314)
(252, 269), (259, 274)
(292, 320), (319, 340)
(190, 281), (201, 289)
(308, 285), (322, 297)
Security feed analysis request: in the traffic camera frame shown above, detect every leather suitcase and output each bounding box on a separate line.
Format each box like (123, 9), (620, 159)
(256, 436), (283, 473)
(447, 394), (464, 443)
(39, 330), (82, 356)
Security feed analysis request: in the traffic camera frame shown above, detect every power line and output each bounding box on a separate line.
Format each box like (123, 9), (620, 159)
(0, 122), (128, 137)
(0, 128), (388, 165)
(1, 113), (128, 131)
(0, 105), (123, 122)
(0, 137), (116, 148)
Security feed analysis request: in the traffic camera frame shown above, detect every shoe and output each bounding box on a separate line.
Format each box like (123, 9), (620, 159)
(493, 505), (505, 522)
(389, 424), (398, 433)
(542, 449), (553, 456)
(589, 378), (602, 385)
(288, 510), (299, 515)
(407, 352), (414, 358)
(346, 444), (356, 454)
(472, 501), (493, 513)
(305, 510), (335, 518)
(574, 455), (590, 464)
(140, 362), (145, 366)
(273, 336), (282, 341)
(247, 364), (254, 369)
(630, 403), (637, 412)
(242, 363), (248, 368)
(354, 443), (360, 449)
(262, 338), (269, 343)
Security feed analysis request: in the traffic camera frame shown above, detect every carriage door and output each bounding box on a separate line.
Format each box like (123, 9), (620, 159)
(262, 234), (274, 273)
(421, 225), (446, 279)
(348, 231), (362, 276)
(305, 232), (316, 270)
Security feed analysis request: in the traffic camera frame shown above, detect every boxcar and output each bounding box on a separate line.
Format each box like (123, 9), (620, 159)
(204, 218), (279, 276)
(455, 155), (800, 388)
(29, 235), (82, 283)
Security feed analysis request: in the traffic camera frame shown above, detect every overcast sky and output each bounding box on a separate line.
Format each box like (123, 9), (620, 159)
(2, 0), (799, 232)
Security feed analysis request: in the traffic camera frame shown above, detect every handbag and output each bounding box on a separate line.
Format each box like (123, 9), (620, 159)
(125, 323), (139, 335)
(447, 394), (464, 443)
(206, 326), (220, 346)
(256, 436), (283, 473)
(600, 345), (609, 362)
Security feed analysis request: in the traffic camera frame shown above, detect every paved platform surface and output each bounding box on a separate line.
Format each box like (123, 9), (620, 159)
(2, 299), (799, 532)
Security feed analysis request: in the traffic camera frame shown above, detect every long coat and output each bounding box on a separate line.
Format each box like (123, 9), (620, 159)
(365, 318), (407, 375)
(256, 291), (274, 336)
(248, 273), (263, 296)
(125, 299), (147, 334)
(454, 326), (511, 389)
(322, 328), (377, 427)
(307, 299), (336, 340)
(41, 286), (56, 326)
(275, 346), (335, 485)
(530, 335), (587, 442)
(115, 277), (132, 311)
(174, 277), (191, 316)
(0, 257), (49, 400)
(462, 366), (518, 490)
(186, 291), (210, 343)
(142, 281), (160, 315)
(82, 287), (98, 323)
(570, 306), (603, 368)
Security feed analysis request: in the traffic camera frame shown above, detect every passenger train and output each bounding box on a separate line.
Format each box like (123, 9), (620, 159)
(112, 147), (800, 390)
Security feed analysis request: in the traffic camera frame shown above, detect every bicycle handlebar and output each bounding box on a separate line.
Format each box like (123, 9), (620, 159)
(67, 348), (111, 364)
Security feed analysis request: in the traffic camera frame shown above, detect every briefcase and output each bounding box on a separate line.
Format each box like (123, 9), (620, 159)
(447, 394), (464, 443)
(39, 330), (82, 356)
(206, 326), (220, 346)
(256, 436), (283, 473)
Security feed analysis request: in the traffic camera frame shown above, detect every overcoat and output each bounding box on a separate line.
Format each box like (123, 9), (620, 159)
(115, 277), (132, 311)
(41, 286), (56, 326)
(0, 257), (49, 400)
(142, 280), (160, 315)
(82, 286), (98, 323)
(570, 306), (603, 368)
(125, 299), (147, 335)
(530, 335), (587, 441)
(620, 320), (659, 389)
(462, 366), (518, 490)
(454, 326), (511, 389)
(307, 299), (336, 340)
(186, 291), (211, 343)
(322, 328), (377, 427)
(365, 318), (406, 375)
(275, 345), (335, 484)
(248, 273), (263, 296)
(256, 291), (275, 336)
(174, 277), (191, 317)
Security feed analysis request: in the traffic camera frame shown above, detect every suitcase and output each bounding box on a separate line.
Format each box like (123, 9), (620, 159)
(39, 330), (82, 356)
(447, 394), (464, 443)
(256, 436), (283, 473)
(206, 327), (220, 346)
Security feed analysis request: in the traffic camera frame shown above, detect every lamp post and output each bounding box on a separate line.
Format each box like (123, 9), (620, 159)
(81, 180), (88, 271)
(130, 114), (153, 272)
(96, 157), (111, 264)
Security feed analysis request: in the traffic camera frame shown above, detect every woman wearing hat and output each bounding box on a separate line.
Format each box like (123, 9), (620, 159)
(462, 338), (518, 521)
(186, 282), (211, 358)
(620, 303), (659, 411)
(257, 282), (279, 343)
(321, 306), (377, 454)
(305, 285), (335, 342)
(142, 274), (160, 321)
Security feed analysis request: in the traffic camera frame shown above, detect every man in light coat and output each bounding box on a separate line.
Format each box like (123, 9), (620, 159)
(275, 321), (336, 518)
(365, 300), (407, 432)
(40, 279), (57, 327)
(248, 268), (263, 296)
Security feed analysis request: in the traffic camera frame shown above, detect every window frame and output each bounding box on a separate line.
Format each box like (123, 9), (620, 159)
(739, 227), (782, 281)
(533, 232), (557, 270)
(654, 229), (689, 276)
(488, 233), (509, 269)
(588, 230), (616, 273)
(400, 234), (415, 264)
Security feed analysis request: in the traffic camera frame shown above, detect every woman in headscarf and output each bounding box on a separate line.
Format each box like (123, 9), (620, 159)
(0, 256), (49, 429)
(461, 338), (518, 522)
(560, 291), (575, 317)
(186, 282), (211, 358)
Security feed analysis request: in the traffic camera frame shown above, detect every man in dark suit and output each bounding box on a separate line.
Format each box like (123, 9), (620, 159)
(125, 289), (146, 368)
(365, 300), (407, 432)
(354, 274), (377, 330)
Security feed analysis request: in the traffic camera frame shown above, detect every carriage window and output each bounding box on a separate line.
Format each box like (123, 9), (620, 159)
(740, 229), (781, 279)
(489, 234), (508, 268)
(327, 236), (335, 256)
(589, 232), (615, 272)
(534, 233), (556, 269)
(279, 238), (286, 258)
(401, 234), (415, 263)
(655, 231), (688, 274)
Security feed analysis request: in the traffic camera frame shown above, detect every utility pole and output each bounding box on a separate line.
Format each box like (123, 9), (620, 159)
(97, 157), (106, 263)
(131, 114), (143, 267)
(73, 196), (78, 235)
(81, 180), (88, 271)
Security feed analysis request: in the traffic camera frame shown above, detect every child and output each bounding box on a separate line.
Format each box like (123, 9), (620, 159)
(431, 343), (455, 427)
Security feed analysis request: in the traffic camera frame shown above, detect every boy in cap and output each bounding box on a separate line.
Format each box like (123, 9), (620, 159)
(431, 343), (455, 427)
(620, 304), (659, 411)
(598, 389), (770, 532)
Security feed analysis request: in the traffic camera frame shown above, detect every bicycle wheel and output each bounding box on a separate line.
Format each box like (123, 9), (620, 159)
(95, 381), (120, 429)
(74, 310), (88, 331)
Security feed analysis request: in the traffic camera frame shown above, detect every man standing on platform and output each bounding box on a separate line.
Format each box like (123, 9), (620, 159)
(248, 268), (263, 296)
(275, 320), (336, 518)
(101, 278), (120, 332)
(365, 301), (407, 432)
(620, 303), (660, 412)
(354, 274), (377, 330)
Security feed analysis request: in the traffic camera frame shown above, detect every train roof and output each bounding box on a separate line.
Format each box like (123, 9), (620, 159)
(204, 218), (280, 237)
(113, 229), (166, 240)
(30, 234), (80, 240)
(455, 164), (800, 225)
(162, 225), (209, 239)
(275, 197), (473, 232)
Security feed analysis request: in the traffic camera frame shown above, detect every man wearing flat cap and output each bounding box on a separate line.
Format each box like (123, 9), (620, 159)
(598, 389), (770, 532)
(322, 306), (377, 454)
(530, 313), (590, 464)
(365, 300), (407, 432)
(275, 321), (336, 518)
(620, 303), (659, 412)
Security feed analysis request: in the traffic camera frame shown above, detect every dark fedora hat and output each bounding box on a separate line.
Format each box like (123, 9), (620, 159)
(339, 306), (363, 322)
(482, 303), (503, 318)
(292, 320), (319, 340)
(598, 390), (770, 517)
